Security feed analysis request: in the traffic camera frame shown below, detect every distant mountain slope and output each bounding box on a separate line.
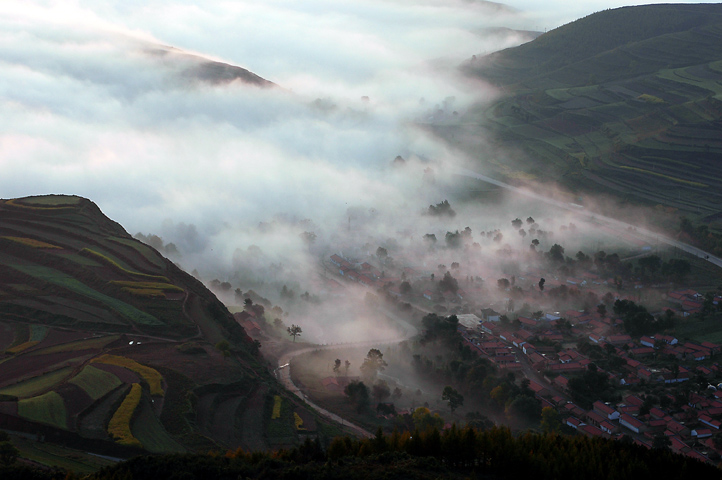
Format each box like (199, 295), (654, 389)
(149, 47), (275, 88)
(453, 4), (722, 227)
(464, 4), (722, 88)
(0, 195), (328, 458)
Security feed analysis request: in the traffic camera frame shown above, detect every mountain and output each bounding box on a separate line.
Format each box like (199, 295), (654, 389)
(454, 4), (722, 227)
(0, 195), (327, 459)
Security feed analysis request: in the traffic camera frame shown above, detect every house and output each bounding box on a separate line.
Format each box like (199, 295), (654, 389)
(640, 336), (655, 348)
(527, 380), (549, 398)
(481, 308), (501, 322)
(692, 428), (713, 439)
(566, 417), (584, 429)
(585, 411), (606, 427)
(666, 420), (690, 437)
(579, 424), (606, 438)
(554, 375), (569, 390)
(699, 415), (722, 430)
(620, 414), (646, 434)
(593, 401), (620, 421)
(600, 421), (618, 435)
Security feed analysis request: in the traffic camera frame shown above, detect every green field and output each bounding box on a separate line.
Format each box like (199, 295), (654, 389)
(69, 365), (122, 400)
(131, 397), (185, 453)
(18, 391), (68, 429)
(11, 264), (163, 326)
(0, 367), (73, 398)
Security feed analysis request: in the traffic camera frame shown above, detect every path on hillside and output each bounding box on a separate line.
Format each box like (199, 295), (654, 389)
(276, 307), (418, 439)
(452, 166), (722, 268)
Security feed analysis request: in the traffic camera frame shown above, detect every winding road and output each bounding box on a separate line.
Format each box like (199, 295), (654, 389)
(452, 166), (722, 268)
(275, 308), (418, 438)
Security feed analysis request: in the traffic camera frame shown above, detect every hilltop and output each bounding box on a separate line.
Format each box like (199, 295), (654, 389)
(0, 195), (336, 466)
(453, 4), (722, 228)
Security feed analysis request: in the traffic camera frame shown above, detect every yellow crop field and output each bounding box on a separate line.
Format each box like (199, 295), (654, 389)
(0, 237), (62, 249)
(272, 395), (282, 419)
(80, 249), (169, 282)
(91, 355), (164, 396)
(294, 412), (305, 431)
(6, 341), (40, 354)
(107, 383), (142, 448)
(618, 165), (708, 187)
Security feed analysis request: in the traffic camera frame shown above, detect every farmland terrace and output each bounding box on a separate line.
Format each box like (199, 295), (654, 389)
(0, 195), (337, 463)
(450, 3), (722, 228)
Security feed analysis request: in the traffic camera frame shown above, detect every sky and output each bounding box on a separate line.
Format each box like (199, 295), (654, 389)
(0, 0), (715, 272)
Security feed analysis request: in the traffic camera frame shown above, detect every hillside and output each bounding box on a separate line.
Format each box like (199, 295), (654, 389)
(454, 4), (722, 228)
(0, 195), (333, 463)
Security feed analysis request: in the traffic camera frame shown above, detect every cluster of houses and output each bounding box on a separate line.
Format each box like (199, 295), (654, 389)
(455, 300), (722, 463)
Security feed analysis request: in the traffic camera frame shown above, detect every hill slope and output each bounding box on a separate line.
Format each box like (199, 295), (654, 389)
(0, 195), (328, 460)
(455, 4), (722, 227)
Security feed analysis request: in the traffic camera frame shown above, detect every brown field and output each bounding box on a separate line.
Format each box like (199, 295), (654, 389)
(0, 350), (95, 386)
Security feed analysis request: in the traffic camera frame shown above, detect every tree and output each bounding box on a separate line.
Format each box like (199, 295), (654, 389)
(412, 407), (444, 432)
(438, 271), (459, 294)
(597, 303), (607, 317)
(287, 324), (302, 342)
(548, 244), (565, 263)
(333, 359), (341, 376)
(511, 218), (523, 229)
(344, 381), (370, 413)
(423, 233), (437, 246)
(538, 278), (545, 291)
(526, 216), (535, 224)
(540, 406), (561, 433)
(372, 380), (391, 403)
(441, 386), (464, 412)
(399, 281), (412, 295)
(376, 247), (388, 262)
(360, 348), (387, 380)
(344, 360), (351, 377)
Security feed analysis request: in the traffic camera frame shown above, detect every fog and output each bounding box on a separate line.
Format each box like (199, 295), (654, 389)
(0, 1), (685, 344)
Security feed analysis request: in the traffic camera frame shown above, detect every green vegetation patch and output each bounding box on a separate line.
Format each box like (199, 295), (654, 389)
(69, 365), (122, 401)
(13, 195), (82, 206)
(18, 391), (67, 429)
(0, 367), (73, 398)
(5, 340), (39, 354)
(132, 397), (185, 453)
(29, 324), (48, 342)
(10, 264), (163, 326)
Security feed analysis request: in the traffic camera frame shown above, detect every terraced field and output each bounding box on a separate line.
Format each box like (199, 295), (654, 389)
(459, 4), (722, 228)
(0, 194), (314, 461)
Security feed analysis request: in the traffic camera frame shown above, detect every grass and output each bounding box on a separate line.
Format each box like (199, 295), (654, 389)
(18, 391), (67, 429)
(80, 248), (169, 282)
(265, 393), (297, 445)
(107, 383), (142, 447)
(0, 237), (62, 249)
(110, 281), (183, 298)
(29, 324), (48, 342)
(69, 365), (122, 400)
(92, 354), (164, 396)
(0, 367), (73, 398)
(11, 264), (163, 326)
(11, 196), (81, 206)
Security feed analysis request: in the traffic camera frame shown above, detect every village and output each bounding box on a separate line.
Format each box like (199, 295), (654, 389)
(323, 239), (722, 464)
